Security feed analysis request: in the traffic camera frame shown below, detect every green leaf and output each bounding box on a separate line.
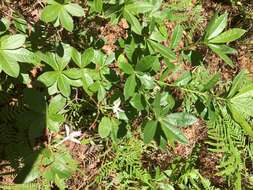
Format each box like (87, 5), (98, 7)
(49, 94), (66, 113)
(173, 72), (192, 86)
(81, 48), (94, 67)
(124, 74), (136, 100)
(160, 121), (188, 144)
(93, 0), (103, 12)
(59, 9), (73, 31)
(130, 93), (145, 111)
(123, 9), (142, 35)
(57, 75), (71, 97)
(202, 73), (220, 92)
(228, 104), (253, 139)
(63, 68), (82, 79)
(163, 112), (197, 127)
(38, 71), (59, 87)
(227, 70), (248, 98)
(170, 24), (183, 49)
(135, 55), (157, 72)
(41, 4), (61, 23)
(139, 74), (156, 89)
(0, 34), (26, 49)
(230, 85), (253, 117)
(143, 120), (157, 144)
(206, 13), (228, 40)
(0, 51), (20, 77)
(125, 2), (153, 14)
(208, 44), (234, 67)
(64, 3), (84, 17)
(209, 28), (246, 43)
(71, 48), (82, 67)
(118, 54), (134, 74)
(98, 117), (111, 138)
(148, 40), (176, 61)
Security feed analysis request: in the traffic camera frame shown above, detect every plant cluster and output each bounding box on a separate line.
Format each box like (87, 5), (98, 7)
(0, 0), (253, 189)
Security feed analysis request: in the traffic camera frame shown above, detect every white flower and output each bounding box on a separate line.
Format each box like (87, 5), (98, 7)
(55, 124), (82, 147)
(112, 98), (124, 119)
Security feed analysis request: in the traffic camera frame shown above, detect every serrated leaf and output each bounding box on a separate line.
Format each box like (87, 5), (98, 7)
(160, 121), (188, 144)
(163, 112), (197, 127)
(124, 74), (136, 100)
(65, 3), (84, 17)
(98, 117), (111, 138)
(227, 70), (248, 98)
(118, 54), (134, 74)
(208, 44), (234, 67)
(170, 24), (183, 49)
(59, 9), (73, 31)
(125, 2), (153, 14)
(130, 93), (145, 111)
(123, 9), (142, 35)
(148, 40), (176, 61)
(209, 28), (246, 43)
(0, 34), (26, 49)
(81, 48), (94, 67)
(143, 120), (157, 144)
(135, 55), (157, 72)
(206, 13), (228, 40)
(41, 4), (61, 23)
(38, 71), (59, 87)
(0, 51), (20, 77)
(57, 75), (71, 97)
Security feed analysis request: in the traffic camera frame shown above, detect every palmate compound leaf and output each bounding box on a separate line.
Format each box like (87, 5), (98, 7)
(40, 0), (84, 31)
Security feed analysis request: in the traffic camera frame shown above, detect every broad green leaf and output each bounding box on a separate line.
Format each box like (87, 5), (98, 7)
(81, 48), (94, 67)
(65, 3), (84, 17)
(38, 71), (59, 87)
(206, 13), (228, 40)
(49, 94), (66, 113)
(123, 9), (142, 35)
(148, 40), (176, 61)
(124, 74), (136, 100)
(118, 54), (134, 74)
(98, 117), (111, 138)
(0, 34), (26, 49)
(59, 9), (73, 31)
(209, 28), (246, 43)
(207, 44), (237, 54)
(125, 2), (153, 14)
(230, 85), (253, 117)
(208, 44), (234, 67)
(41, 4), (61, 22)
(71, 48), (82, 67)
(63, 68), (82, 79)
(170, 24), (183, 49)
(135, 55), (157, 72)
(202, 73), (220, 92)
(228, 104), (253, 139)
(57, 75), (71, 97)
(163, 112), (197, 127)
(143, 120), (157, 144)
(139, 74), (156, 89)
(161, 121), (188, 144)
(227, 70), (248, 98)
(97, 85), (106, 102)
(0, 51), (20, 77)
(130, 93), (145, 111)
